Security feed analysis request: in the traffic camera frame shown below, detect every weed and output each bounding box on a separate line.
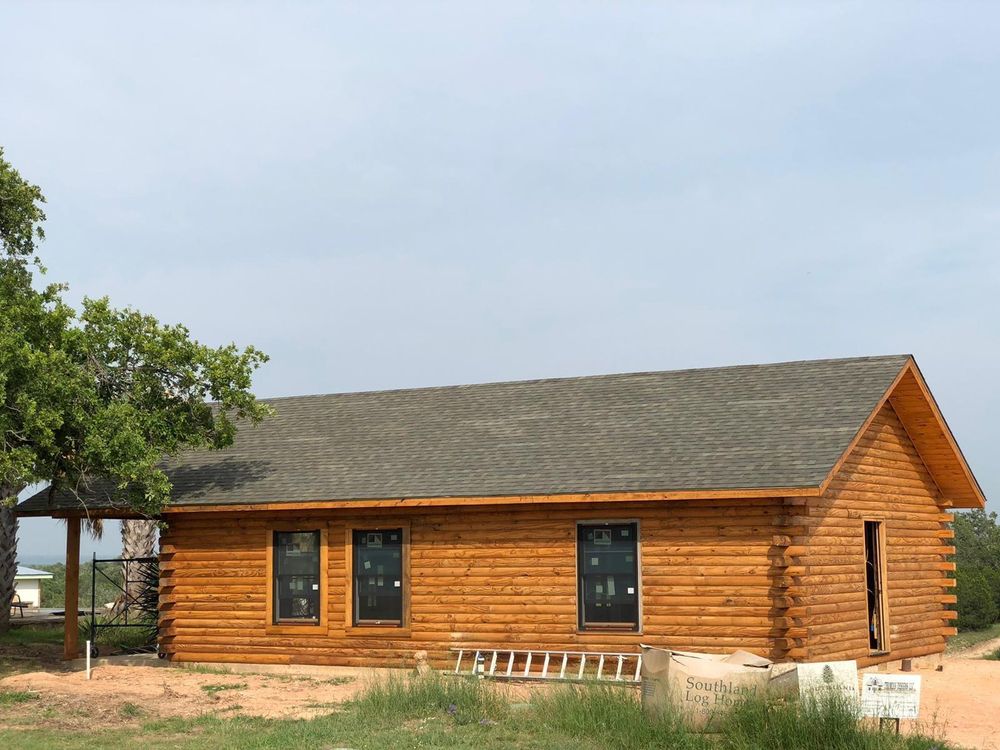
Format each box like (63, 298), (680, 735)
(348, 673), (508, 726)
(179, 664), (236, 676)
(200, 682), (248, 696)
(0, 690), (40, 705)
(118, 702), (145, 718)
(318, 676), (356, 686)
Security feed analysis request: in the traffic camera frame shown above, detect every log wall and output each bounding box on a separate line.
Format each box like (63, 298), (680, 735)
(795, 403), (955, 666)
(159, 498), (795, 667)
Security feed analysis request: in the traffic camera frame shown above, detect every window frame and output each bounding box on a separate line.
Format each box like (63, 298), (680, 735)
(575, 519), (642, 634)
(265, 524), (329, 635)
(344, 521), (410, 636)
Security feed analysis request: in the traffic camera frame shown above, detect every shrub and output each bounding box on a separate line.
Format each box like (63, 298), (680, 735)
(956, 566), (999, 630)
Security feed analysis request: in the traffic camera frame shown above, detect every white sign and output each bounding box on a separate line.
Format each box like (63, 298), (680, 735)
(861, 674), (921, 719)
(797, 661), (859, 702)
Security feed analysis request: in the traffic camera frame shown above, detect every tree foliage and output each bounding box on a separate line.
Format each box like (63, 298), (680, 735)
(1, 147), (271, 516)
(955, 566), (999, 631)
(0, 146), (46, 268)
(953, 510), (1000, 630)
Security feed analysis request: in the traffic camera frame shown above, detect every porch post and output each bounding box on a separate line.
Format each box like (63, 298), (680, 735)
(63, 517), (80, 660)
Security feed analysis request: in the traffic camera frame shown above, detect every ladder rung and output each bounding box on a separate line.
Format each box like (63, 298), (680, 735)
(447, 648), (640, 683)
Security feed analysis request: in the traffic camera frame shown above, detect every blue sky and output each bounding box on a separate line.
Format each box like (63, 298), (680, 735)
(3, 2), (998, 560)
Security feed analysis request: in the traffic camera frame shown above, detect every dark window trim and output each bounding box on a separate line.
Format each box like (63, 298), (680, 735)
(267, 527), (327, 631)
(272, 529), (321, 624)
(351, 527), (405, 628)
(576, 520), (641, 632)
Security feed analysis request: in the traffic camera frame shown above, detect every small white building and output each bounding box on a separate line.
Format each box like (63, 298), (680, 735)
(14, 566), (53, 609)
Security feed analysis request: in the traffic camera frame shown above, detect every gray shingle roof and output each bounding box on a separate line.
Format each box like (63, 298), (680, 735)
(16, 355), (910, 515)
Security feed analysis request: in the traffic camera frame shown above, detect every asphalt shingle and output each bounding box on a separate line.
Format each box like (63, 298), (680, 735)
(15, 355), (910, 514)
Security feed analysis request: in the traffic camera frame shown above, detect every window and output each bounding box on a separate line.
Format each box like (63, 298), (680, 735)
(577, 522), (639, 631)
(273, 531), (321, 623)
(352, 528), (403, 626)
(864, 520), (889, 652)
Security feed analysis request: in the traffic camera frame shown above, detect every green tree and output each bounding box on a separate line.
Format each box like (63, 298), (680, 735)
(954, 510), (1000, 626)
(955, 566), (999, 631)
(1, 148), (271, 632)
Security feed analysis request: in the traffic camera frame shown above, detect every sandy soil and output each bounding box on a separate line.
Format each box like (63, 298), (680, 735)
(911, 638), (1000, 750)
(0, 664), (367, 724)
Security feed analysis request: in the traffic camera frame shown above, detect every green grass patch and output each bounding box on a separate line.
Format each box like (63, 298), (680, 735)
(177, 663), (236, 676)
(0, 674), (958, 750)
(532, 682), (699, 749)
(79, 614), (156, 653)
(0, 624), (63, 646)
(317, 675), (355, 685)
(716, 694), (944, 750)
(347, 673), (509, 726)
(0, 690), (40, 705)
(199, 682), (248, 696)
(118, 702), (145, 718)
(946, 621), (1000, 651)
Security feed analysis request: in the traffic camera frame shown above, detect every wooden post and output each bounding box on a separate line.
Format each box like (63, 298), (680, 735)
(63, 517), (80, 661)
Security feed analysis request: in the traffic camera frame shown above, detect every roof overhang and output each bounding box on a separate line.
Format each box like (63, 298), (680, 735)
(27, 484), (823, 518)
(820, 357), (985, 509)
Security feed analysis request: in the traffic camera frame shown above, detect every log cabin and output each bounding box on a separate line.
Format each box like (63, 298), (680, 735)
(16, 355), (984, 669)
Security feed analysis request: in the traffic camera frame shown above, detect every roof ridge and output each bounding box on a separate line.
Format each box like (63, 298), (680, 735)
(257, 354), (913, 403)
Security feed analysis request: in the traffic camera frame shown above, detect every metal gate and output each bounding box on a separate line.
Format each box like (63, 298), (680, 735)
(88, 555), (160, 658)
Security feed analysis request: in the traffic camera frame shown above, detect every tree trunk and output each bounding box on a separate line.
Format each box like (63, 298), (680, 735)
(0, 484), (25, 634)
(120, 519), (157, 609)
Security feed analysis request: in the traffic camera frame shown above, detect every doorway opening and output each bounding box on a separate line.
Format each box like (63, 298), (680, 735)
(864, 520), (889, 653)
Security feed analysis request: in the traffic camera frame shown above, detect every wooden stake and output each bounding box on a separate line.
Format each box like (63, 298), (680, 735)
(64, 518), (80, 661)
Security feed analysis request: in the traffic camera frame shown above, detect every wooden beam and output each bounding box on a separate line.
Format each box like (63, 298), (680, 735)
(63, 517), (80, 661)
(889, 362), (986, 509)
(157, 486), (821, 515)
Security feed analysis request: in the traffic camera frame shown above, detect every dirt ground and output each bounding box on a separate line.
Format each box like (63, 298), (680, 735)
(0, 663), (369, 724)
(915, 638), (1000, 750)
(1, 643), (998, 748)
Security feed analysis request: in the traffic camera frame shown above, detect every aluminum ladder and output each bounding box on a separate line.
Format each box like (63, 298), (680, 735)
(450, 647), (642, 684)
